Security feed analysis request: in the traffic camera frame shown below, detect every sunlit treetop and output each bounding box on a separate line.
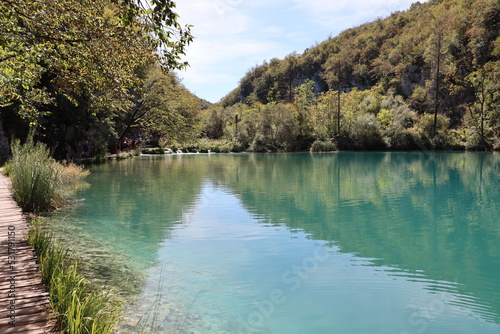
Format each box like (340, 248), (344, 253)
(0, 0), (193, 123)
(114, 0), (194, 70)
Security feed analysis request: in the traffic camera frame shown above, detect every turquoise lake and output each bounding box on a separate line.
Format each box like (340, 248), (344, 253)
(50, 152), (500, 333)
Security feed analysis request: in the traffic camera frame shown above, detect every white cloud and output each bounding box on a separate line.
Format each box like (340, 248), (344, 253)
(174, 0), (424, 102)
(180, 38), (281, 84)
(176, 0), (251, 36)
(174, 0), (299, 101)
(291, 0), (419, 29)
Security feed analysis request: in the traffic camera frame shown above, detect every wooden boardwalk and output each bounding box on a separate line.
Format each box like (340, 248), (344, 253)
(0, 169), (58, 333)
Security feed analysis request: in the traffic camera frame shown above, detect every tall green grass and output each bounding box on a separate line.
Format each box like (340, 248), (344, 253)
(28, 220), (122, 334)
(5, 135), (89, 212)
(6, 136), (57, 211)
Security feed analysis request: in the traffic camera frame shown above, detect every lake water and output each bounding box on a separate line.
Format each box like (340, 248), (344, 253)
(50, 152), (500, 334)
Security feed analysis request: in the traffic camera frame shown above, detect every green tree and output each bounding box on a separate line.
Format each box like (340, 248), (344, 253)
(116, 0), (193, 69)
(323, 47), (351, 137)
(210, 0), (500, 151)
(465, 62), (500, 149)
(377, 109), (393, 129)
(277, 53), (300, 103)
(250, 103), (300, 152)
(1, 0), (191, 122)
(117, 65), (201, 147)
(423, 16), (451, 138)
(313, 90), (339, 139)
(0, 0), (193, 157)
(203, 107), (229, 139)
(293, 79), (316, 141)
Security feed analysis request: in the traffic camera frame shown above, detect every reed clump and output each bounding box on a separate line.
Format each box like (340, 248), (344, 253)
(28, 220), (122, 334)
(4, 135), (89, 212)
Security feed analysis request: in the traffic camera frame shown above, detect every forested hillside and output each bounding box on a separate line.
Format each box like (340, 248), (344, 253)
(210, 0), (499, 151)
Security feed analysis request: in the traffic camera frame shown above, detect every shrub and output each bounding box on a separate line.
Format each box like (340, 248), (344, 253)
(169, 139), (246, 153)
(216, 140), (245, 153)
(412, 113), (454, 150)
(414, 113), (449, 138)
(116, 150), (140, 159)
(90, 153), (109, 164)
(493, 137), (500, 151)
(465, 129), (494, 151)
(349, 113), (386, 150)
(249, 133), (269, 152)
(391, 104), (417, 129)
(377, 109), (393, 129)
(141, 147), (165, 155)
(447, 129), (467, 151)
(310, 140), (337, 152)
(385, 127), (424, 150)
(248, 103), (301, 152)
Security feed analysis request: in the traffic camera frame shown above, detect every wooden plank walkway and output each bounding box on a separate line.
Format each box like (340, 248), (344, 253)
(0, 169), (58, 333)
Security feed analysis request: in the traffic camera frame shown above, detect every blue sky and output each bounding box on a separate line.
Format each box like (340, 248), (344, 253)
(175, 0), (421, 103)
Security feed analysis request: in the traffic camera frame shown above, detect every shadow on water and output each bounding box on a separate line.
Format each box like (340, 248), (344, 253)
(46, 156), (208, 296)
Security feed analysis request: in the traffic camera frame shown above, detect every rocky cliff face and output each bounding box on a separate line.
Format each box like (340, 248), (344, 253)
(400, 65), (425, 97)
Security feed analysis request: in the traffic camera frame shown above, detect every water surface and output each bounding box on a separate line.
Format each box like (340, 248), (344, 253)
(51, 152), (500, 333)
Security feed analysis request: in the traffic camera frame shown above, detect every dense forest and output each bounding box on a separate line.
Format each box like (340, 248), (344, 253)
(1, 0), (499, 160)
(0, 0), (207, 161)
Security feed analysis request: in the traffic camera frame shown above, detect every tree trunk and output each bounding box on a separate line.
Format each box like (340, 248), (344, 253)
(432, 32), (442, 138)
(479, 75), (486, 147)
(115, 100), (144, 152)
(0, 116), (10, 161)
(337, 63), (341, 138)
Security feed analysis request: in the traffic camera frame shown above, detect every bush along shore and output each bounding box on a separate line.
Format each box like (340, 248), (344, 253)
(3, 134), (122, 334)
(139, 138), (245, 155)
